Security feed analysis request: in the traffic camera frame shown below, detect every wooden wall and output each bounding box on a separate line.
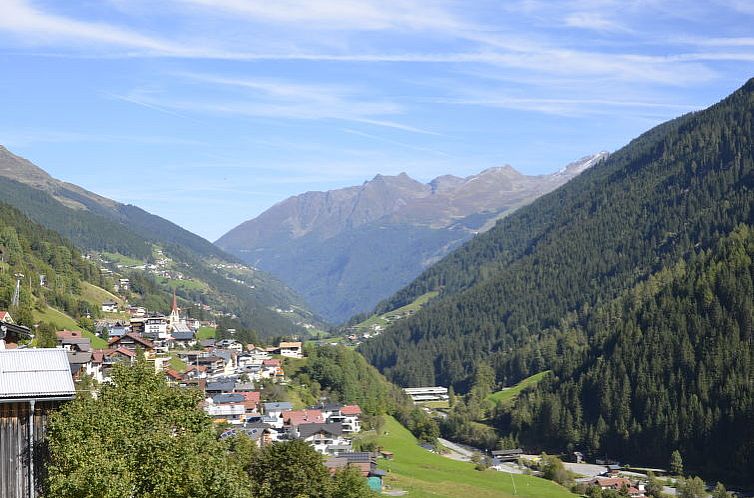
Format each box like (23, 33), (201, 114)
(0, 401), (60, 498)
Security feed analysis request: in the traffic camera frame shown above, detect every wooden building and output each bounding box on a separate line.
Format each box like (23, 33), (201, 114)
(0, 349), (75, 498)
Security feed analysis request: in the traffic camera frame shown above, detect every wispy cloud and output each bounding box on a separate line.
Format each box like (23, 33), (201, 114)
(176, 0), (466, 32)
(0, 0), (733, 88)
(563, 12), (631, 33)
(116, 72), (437, 134)
(437, 95), (700, 117)
(0, 0), (185, 53)
(342, 128), (450, 156)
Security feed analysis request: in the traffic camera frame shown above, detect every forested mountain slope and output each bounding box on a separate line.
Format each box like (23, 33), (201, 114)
(505, 225), (754, 484)
(360, 78), (754, 391)
(0, 146), (316, 337)
(0, 201), (102, 325)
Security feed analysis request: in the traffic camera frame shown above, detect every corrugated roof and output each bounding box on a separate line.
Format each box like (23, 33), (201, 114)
(0, 349), (75, 399)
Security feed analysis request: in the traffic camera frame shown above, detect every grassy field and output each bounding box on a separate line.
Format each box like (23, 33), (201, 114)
(196, 326), (216, 340)
(355, 291), (439, 330)
(157, 276), (208, 292)
(33, 306), (108, 348)
(80, 282), (123, 307)
(486, 371), (551, 407)
(376, 416), (574, 498)
(101, 252), (144, 267)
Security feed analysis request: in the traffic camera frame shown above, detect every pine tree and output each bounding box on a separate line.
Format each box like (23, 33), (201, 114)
(670, 450), (684, 476)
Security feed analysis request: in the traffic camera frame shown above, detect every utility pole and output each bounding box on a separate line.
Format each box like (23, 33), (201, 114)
(11, 272), (24, 307)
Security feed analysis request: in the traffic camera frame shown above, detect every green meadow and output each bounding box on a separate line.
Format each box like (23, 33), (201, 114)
(375, 416), (574, 498)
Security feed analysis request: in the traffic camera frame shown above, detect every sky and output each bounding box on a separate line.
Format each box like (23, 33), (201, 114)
(0, 1), (753, 240)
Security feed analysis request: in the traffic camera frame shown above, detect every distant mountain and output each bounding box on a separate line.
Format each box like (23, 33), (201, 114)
(216, 153), (606, 323)
(0, 145), (319, 337)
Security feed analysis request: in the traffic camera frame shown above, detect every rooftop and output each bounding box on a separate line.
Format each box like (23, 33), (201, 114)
(0, 349), (75, 399)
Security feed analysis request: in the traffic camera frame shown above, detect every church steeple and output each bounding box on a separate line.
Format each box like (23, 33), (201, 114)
(169, 290), (180, 328)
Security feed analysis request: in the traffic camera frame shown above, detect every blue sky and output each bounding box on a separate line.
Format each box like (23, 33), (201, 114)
(0, 1), (752, 240)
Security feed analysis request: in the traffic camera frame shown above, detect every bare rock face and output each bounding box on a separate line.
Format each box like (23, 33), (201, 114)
(217, 153), (607, 323)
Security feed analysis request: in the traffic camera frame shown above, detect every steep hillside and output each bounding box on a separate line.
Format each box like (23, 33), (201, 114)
(360, 78), (754, 391)
(0, 146), (318, 337)
(0, 201), (102, 326)
(217, 154), (604, 322)
(504, 224), (754, 484)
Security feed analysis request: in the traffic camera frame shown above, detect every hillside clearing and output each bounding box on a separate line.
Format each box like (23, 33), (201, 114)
(355, 291), (439, 331)
(80, 282), (123, 307)
(486, 371), (551, 407)
(33, 306), (108, 348)
(376, 416), (574, 498)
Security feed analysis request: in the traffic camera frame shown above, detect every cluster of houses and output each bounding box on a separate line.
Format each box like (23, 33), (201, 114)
(0, 302), (387, 497)
(216, 400), (363, 454)
(583, 476), (648, 498)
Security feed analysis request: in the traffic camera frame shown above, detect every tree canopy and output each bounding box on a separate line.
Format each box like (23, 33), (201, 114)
(45, 361), (252, 498)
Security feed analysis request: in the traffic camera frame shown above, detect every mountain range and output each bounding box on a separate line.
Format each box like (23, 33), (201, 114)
(359, 78), (754, 483)
(217, 153), (606, 323)
(0, 145), (319, 337)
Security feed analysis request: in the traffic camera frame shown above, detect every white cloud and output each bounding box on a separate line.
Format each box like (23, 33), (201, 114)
(176, 0), (465, 32)
(114, 73), (440, 134)
(563, 11), (630, 33)
(437, 95), (699, 117)
(0, 0), (184, 53)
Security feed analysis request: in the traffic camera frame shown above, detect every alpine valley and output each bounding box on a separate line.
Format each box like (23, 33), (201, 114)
(359, 78), (754, 485)
(0, 145), (322, 338)
(217, 153), (606, 323)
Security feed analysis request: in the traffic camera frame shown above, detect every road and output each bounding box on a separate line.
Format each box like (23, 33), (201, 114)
(437, 437), (474, 461)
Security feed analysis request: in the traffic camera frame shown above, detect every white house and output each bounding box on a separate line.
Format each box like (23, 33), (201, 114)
(296, 423), (350, 455)
(278, 341), (303, 358)
(101, 301), (118, 313)
(205, 394), (246, 424)
(144, 315), (169, 339)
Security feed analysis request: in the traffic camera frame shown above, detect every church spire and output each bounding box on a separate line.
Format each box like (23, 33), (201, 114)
(169, 290), (180, 330)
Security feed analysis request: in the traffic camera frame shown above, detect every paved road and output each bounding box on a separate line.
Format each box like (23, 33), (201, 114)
(437, 437), (474, 461)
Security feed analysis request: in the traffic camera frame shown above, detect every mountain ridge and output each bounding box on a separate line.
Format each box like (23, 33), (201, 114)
(217, 153), (606, 322)
(0, 145), (319, 337)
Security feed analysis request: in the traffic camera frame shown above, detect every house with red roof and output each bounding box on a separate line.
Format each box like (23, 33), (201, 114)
(108, 331), (154, 355)
(283, 409), (325, 428)
(241, 391), (261, 413)
(339, 405), (362, 433)
(588, 477), (646, 498)
(261, 358), (284, 379)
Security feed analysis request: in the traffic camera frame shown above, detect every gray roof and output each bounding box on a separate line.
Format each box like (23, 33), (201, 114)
(263, 401), (292, 412)
(298, 423), (344, 439)
(0, 349), (75, 399)
(61, 337), (91, 351)
(309, 402), (342, 411)
(66, 351), (93, 366)
(214, 350), (232, 362)
(339, 452), (375, 463)
(212, 393), (245, 404)
(206, 378), (235, 391)
(171, 331), (195, 341)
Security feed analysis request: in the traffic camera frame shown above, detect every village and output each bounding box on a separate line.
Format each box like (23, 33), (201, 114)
(0, 295), (386, 495)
